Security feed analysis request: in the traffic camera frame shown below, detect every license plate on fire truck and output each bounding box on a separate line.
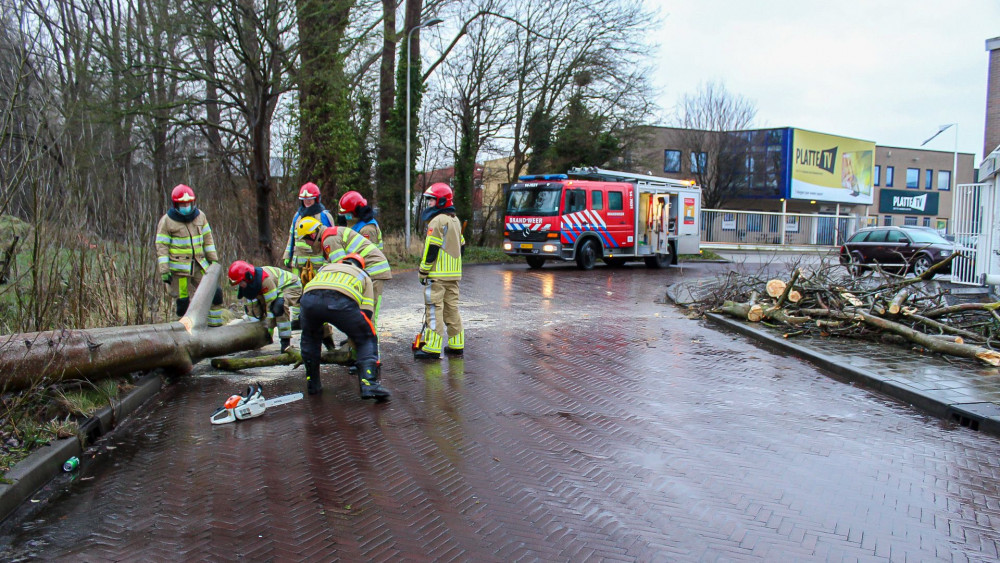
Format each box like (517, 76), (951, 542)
(519, 243), (532, 249)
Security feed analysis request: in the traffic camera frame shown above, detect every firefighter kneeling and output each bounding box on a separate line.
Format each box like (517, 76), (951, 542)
(299, 253), (390, 401)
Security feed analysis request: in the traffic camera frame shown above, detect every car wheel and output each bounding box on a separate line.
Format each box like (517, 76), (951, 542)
(576, 239), (598, 270)
(912, 254), (935, 279)
(526, 256), (546, 269)
(847, 251), (866, 276)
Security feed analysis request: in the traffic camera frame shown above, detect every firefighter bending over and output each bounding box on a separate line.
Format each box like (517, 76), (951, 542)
(228, 261), (302, 353)
(299, 253), (390, 401)
(155, 184), (225, 326)
(295, 217), (392, 329)
(414, 183), (465, 359)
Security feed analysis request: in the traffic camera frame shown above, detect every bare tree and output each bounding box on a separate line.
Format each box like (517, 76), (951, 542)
(674, 80), (758, 209)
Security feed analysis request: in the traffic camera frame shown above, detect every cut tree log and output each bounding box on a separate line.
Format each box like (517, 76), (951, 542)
(766, 279), (786, 298)
(211, 346), (354, 371)
(888, 288), (911, 316)
(0, 264), (270, 390)
(719, 300), (810, 325)
(774, 269), (801, 308)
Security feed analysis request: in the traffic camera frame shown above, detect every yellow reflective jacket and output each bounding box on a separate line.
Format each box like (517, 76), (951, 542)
(155, 210), (218, 277)
(304, 262), (375, 314)
(419, 213), (463, 281)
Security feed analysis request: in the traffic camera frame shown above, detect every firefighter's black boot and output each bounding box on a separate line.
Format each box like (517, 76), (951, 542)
(358, 364), (390, 402)
(305, 361), (322, 395)
(413, 347), (440, 360)
(175, 297), (190, 318)
(279, 338), (291, 353)
(322, 335), (337, 351)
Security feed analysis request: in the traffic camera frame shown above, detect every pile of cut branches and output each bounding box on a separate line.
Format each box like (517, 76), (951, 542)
(687, 256), (1000, 366)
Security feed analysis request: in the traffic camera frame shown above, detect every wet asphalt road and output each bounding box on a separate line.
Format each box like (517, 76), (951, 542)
(3, 260), (1000, 561)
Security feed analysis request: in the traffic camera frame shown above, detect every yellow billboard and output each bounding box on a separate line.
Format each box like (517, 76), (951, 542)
(790, 129), (875, 205)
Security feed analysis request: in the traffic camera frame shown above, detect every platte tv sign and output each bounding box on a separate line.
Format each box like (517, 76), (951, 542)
(878, 189), (939, 215)
(789, 129), (875, 205)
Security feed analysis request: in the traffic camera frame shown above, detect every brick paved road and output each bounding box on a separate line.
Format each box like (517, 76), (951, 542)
(3, 262), (1000, 561)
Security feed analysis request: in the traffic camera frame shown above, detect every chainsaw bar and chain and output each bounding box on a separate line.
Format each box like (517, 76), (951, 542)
(210, 382), (303, 425)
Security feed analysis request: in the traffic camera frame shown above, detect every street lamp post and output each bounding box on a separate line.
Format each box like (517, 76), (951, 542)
(921, 123), (959, 190)
(404, 18), (443, 250)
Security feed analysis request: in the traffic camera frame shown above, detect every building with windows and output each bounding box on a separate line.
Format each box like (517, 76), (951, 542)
(637, 126), (975, 234)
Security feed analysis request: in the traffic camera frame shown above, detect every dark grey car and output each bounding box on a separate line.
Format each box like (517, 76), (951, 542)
(839, 226), (958, 278)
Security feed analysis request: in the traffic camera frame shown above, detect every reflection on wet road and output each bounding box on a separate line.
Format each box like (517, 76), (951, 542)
(3, 261), (1000, 561)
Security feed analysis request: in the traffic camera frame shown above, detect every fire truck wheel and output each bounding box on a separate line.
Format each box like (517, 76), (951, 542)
(644, 253), (670, 269)
(576, 239), (598, 270)
(526, 256), (546, 269)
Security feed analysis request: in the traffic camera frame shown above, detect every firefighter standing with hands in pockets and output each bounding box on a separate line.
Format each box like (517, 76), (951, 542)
(413, 183), (465, 359)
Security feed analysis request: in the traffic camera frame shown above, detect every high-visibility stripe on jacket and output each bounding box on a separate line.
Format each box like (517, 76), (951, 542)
(419, 213), (463, 280)
(304, 262), (375, 313)
(320, 228), (392, 280)
(155, 212), (218, 276)
(283, 209), (334, 267)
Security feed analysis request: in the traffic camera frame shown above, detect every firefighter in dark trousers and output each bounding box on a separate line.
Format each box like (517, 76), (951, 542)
(299, 253), (390, 401)
(155, 184), (225, 325)
(414, 183), (465, 359)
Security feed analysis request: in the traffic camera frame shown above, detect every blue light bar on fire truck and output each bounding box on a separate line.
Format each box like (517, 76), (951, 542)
(517, 174), (568, 181)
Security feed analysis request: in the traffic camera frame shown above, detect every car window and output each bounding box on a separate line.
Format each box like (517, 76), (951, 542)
(906, 229), (949, 244)
(886, 230), (907, 243)
(848, 231), (869, 242)
(865, 230), (887, 242)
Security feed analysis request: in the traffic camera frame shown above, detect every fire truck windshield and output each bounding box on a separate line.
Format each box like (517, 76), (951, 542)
(506, 185), (562, 216)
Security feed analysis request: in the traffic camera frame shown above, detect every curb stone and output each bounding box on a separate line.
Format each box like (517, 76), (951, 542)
(0, 372), (162, 524)
(703, 313), (1000, 438)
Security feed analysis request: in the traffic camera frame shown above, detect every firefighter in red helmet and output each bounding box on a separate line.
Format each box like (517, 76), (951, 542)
(338, 190), (384, 250)
(413, 182), (465, 359)
(155, 184), (225, 326)
(228, 260), (302, 353)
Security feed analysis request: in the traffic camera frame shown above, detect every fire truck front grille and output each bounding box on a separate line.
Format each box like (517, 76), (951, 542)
(508, 229), (551, 242)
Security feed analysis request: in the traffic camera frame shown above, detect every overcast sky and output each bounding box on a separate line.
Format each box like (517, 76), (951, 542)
(647, 0), (1000, 163)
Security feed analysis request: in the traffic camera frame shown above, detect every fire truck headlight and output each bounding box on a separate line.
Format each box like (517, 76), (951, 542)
(542, 244), (557, 253)
(503, 242), (512, 251)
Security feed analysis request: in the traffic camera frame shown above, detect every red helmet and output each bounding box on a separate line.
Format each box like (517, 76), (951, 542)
(424, 183), (453, 208)
(227, 260), (255, 286)
(171, 184), (196, 203)
(298, 182), (321, 201)
(338, 252), (366, 270)
(338, 191), (367, 214)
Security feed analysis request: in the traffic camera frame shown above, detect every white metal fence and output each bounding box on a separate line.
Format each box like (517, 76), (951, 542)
(701, 209), (861, 246)
(952, 183), (993, 285)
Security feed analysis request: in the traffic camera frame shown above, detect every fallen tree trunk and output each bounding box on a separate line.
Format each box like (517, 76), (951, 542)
(798, 307), (1000, 366)
(210, 346), (353, 371)
(0, 264), (270, 390)
(719, 300), (810, 325)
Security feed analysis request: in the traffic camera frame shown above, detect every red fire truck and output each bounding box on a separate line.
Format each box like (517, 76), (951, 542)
(502, 167), (702, 269)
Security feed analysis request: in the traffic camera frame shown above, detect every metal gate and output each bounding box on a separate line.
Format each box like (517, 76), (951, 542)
(951, 183), (992, 285)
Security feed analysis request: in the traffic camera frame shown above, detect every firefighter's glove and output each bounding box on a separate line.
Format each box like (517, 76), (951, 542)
(270, 297), (285, 318)
(419, 274), (428, 286)
(161, 273), (172, 283)
(283, 258), (291, 268)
